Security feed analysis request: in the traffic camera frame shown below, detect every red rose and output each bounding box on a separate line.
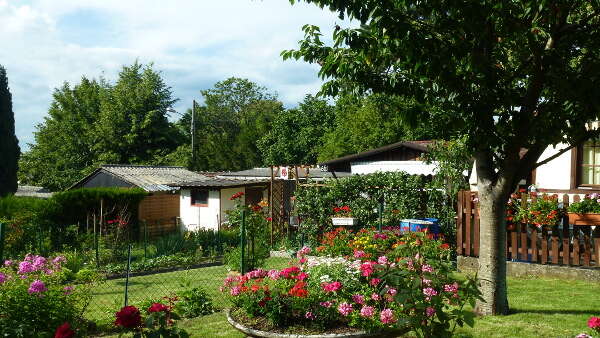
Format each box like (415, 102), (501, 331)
(148, 302), (170, 313)
(115, 305), (142, 329)
(54, 322), (75, 338)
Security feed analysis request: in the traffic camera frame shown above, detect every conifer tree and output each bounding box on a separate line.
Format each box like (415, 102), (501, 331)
(0, 66), (20, 196)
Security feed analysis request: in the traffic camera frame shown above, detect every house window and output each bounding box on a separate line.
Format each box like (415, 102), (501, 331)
(579, 140), (600, 186)
(191, 189), (209, 206)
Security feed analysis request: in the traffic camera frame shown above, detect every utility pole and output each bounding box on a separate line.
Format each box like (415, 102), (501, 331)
(191, 99), (197, 169)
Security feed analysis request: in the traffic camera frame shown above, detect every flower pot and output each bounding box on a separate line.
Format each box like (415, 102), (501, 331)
(332, 217), (358, 226)
(225, 308), (391, 338)
(567, 212), (600, 226)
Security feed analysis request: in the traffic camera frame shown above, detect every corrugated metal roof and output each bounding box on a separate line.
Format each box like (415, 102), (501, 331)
(15, 185), (53, 199)
(170, 178), (270, 188)
(72, 165), (211, 192)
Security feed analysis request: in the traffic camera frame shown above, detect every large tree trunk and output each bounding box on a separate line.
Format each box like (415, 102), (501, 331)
(474, 181), (511, 315)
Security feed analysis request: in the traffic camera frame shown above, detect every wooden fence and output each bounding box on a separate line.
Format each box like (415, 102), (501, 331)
(140, 217), (180, 239)
(457, 190), (600, 268)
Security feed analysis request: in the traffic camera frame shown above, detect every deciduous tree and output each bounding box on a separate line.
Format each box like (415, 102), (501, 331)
(284, 0), (600, 315)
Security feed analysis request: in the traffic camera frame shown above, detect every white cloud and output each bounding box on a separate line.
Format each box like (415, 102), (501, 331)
(0, 0), (347, 148)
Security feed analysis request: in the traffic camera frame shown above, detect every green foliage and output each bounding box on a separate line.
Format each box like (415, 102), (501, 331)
(175, 287), (214, 318)
(192, 77), (283, 171)
(19, 62), (181, 191)
(259, 95), (335, 165)
(424, 136), (472, 201)
(567, 193), (600, 213)
(0, 65), (20, 197)
(318, 94), (436, 161)
(294, 172), (449, 245)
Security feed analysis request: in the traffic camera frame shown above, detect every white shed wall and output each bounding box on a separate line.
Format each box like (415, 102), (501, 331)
(220, 187), (246, 225)
(351, 160), (437, 175)
(180, 189), (221, 231)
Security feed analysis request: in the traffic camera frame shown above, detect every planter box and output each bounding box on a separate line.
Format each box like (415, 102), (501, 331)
(567, 212), (600, 226)
(331, 217), (358, 226)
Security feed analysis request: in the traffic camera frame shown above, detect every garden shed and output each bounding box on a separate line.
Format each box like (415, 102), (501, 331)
(70, 165), (209, 235)
(318, 140), (436, 175)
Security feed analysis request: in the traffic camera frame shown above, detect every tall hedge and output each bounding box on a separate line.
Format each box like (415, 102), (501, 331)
(294, 172), (454, 245)
(0, 66), (20, 197)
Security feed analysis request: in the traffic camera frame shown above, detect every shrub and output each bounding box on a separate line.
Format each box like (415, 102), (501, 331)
(0, 254), (93, 337)
(114, 299), (189, 337)
(175, 287), (214, 318)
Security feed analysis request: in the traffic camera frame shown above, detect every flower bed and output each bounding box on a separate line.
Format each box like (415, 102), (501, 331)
(222, 228), (479, 337)
(0, 254), (96, 337)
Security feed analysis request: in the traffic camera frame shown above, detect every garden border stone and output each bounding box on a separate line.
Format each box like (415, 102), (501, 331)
(457, 256), (600, 282)
(225, 309), (388, 338)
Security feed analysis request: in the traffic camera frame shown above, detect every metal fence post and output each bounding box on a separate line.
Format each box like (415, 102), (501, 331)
(0, 222), (5, 263)
(143, 220), (148, 260)
(124, 243), (132, 307)
(240, 210), (246, 275)
(378, 201), (384, 232)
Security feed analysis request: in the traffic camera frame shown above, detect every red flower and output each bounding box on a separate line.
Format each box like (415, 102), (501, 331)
(115, 306), (142, 329)
(289, 281), (308, 297)
(440, 243), (450, 250)
(265, 217), (272, 222)
(229, 191), (245, 200)
(251, 205), (262, 212)
(54, 322), (75, 338)
(148, 302), (169, 313)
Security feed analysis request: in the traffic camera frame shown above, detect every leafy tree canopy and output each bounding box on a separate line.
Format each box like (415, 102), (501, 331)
(0, 66), (20, 197)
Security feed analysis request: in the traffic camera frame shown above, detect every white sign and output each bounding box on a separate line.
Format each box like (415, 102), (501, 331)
(280, 166), (289, 180)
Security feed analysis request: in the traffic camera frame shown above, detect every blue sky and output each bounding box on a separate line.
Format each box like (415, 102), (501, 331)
(0, 0), (345, 149)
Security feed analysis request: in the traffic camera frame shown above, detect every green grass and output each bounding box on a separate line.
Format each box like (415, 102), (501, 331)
(91, 260), (600, 337)
(455, 276), (600, 337)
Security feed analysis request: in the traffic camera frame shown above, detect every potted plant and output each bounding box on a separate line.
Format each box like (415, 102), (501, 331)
(567, 193), (600, 226)
(331, 205), (357, 226)
(516, 193), (562, 230)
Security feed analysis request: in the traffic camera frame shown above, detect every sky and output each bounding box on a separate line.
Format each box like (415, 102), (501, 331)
(0, 0), (345, 149)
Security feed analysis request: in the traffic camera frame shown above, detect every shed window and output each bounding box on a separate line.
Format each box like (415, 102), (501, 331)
(579, 140), (600, 186)
(191, 189), (209, 206)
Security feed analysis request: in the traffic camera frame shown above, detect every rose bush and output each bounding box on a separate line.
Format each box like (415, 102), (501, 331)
(114, 298), (189, 337)
(0, 254), (93, 337)
(222, 228), (479, 337)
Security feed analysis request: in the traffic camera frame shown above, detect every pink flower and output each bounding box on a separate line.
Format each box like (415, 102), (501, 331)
(4, 260), (12, 266)
(354, 250), (367, 258)
(377, 256), (389, 265)
(338, 302), (353, 316)
(319, 301), (333, 308)
(380, 308), (396, 324)
(371, 293), (381, 301)
(423, 287), (438, 297)
(589, 316), (600, 331)
(28, 280), (47, 294)
(352, 294), (365, 305)
(18, 261), (34, 274)
(0, 272), (6, 284)
(305, 311), (315, 320)
(575, 334), (592, 338)
(360, 306), (375, 318)
(387, 287), (397, 296)
(52, 256), (66, 265)
(426, 307), (436, 317)
(297, 272), (309, 281)
(299, 257), (307, 264)
(443, 283), (459, 293)
(32, 256), (46, 270)
(406, 259), (415, 271)
(422, 278), (432, 286)
(298, 246), (311, 256)
(267, 269), (280, 280)
(323, 281), (342, 293)
(230, 286), (241, 296)
(373, 233), (388, 240)
(63, 286), (75, 295)
(421, 264), (434, 273)
(360, 262), (375, 277)
(370, 278), (381, 286)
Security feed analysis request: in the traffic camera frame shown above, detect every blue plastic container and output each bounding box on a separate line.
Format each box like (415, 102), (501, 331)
(399, 218), (440, 235)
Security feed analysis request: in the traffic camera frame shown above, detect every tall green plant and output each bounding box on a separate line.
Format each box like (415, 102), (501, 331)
(0, 66), (20, 197)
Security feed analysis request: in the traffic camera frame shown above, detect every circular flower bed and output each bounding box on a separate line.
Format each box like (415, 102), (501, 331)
(222, 228), (480, 337)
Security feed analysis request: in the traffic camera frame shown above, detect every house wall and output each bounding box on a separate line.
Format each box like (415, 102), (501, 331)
(180, 189), (221, 231)
(351, 160), (437, 175)
(534, 144), (572, 190)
